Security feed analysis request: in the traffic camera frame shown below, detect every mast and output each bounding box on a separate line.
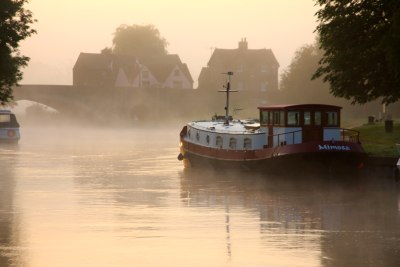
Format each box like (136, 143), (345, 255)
(218, 71), (237, 125)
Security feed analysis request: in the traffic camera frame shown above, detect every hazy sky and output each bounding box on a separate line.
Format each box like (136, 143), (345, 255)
(20, 0), (319, 87)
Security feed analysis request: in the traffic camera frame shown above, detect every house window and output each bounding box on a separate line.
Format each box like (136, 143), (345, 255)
(216, 136), (223, 148)
(287, 111), (300, 126)
(229, 138), (237, 149)
(261, 65), (267, 73)
(174, 69), (180, 76)
(173, 81), (183, 88)
(260, 82), (268, 92)
(206, 135), (210, 144)
(244, 138), (252, 149)
(188, 129), (191, 138)
(236, 81), (243, 91)
(196, 132), (200, 141)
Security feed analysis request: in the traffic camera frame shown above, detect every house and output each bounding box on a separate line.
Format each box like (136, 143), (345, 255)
(73, 53), (193, 89)
(198, 38), (279, 93)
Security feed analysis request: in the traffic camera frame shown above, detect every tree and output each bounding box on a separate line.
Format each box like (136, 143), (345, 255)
(280, 42), (333, 103)
(109, 24), (168, 57)
(313, 0), (400, 104)
(0, 0), (36, 105)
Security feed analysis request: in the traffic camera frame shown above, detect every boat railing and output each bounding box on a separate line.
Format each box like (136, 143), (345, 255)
(340, 128), (360, 143)
(273, 129), (303, 146)
(271, 128), (360, 147)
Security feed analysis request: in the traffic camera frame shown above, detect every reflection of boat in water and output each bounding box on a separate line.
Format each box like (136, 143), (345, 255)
(179, 169), (400, 266)
(0, 110), (20, 144)
(178, 72), (367, 174)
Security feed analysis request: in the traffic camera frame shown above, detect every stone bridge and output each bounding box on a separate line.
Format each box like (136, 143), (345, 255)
(13, 85), (268, 123)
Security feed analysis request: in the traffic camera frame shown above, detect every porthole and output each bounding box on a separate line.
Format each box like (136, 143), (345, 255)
(229, 137), (237, 149)
(216, 136), (223, 148)
(244, 138), (252, 149)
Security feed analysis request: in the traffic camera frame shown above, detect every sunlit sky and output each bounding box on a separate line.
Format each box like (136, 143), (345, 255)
(20, 0), (319, 87)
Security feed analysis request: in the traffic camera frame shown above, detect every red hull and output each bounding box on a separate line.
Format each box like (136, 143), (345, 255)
(180, 138), (367, 173)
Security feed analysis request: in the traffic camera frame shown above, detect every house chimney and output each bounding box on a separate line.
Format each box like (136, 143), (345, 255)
(238, 38), (248, 50)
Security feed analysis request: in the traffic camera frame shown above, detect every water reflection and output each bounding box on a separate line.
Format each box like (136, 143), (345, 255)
(1, 126), (399, 267)
(180, 169), (400, 267)
(0, 148), (23, 267)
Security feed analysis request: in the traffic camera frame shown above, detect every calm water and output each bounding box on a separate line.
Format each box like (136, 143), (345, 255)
(1, 126), (399, 267)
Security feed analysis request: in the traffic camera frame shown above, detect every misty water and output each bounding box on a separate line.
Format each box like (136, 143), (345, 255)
(1, 126), (399, 267)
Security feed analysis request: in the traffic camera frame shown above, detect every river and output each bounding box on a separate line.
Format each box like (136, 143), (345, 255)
(1, 126), (399, 267)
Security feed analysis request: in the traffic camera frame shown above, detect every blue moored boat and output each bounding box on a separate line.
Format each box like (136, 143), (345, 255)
(0, 110), (20, 143)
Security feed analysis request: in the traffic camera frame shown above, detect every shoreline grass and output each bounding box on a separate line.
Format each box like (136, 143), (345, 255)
(353, 121), (400, 157)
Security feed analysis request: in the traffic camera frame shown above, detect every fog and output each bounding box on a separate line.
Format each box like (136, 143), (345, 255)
(4, 1), (400, 265)
(20, 0), (318, 86)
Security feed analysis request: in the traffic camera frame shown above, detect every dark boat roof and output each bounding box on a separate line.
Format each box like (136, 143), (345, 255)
(258, 104), (342, 111)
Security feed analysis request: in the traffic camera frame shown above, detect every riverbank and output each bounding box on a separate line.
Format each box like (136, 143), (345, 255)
(352, 122), (399, 172)
(354, 121), (399, 157)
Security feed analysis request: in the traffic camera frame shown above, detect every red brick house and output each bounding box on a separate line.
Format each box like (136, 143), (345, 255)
(198, 39), (279, 93)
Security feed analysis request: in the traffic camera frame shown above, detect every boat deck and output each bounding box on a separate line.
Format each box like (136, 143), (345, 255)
(189, 120), (264, 135)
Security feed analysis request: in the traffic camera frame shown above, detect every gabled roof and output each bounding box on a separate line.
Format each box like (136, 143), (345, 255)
(73, 53), (113, 70)
(208, 48), (279, 68)
(140, 54), (193, 83)
(74, 52), (193, 84)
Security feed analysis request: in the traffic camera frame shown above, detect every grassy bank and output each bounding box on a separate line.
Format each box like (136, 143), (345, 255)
(353, 121), (400, 157)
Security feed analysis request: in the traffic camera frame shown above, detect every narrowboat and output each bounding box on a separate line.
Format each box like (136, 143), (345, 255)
(0, 110), (20, 144)
(178, 73), (367, 173)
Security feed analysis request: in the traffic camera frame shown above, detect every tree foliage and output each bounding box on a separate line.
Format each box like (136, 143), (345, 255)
(0, 0), (36, 105)
(313, 0), (400, 104)
(110, 24), (168, 57)
(280, 42), (334, 103)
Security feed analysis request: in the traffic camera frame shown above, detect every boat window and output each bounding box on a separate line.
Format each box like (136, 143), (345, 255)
(260, 111), (269, 124)
(315, 112), (321, 126)
(304, 111), (311, 125)
(196, 132), (200, 141)
(273, 111), (285, 125)
(0, 114), (11, 123)
(326, 111), (338, 126)
(244, 138), (252, 149)
(287, 111), (300, 126)
(229, 138), (237, 149)
(206, 135), (210, 144)
(216, 136), (223, 148)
